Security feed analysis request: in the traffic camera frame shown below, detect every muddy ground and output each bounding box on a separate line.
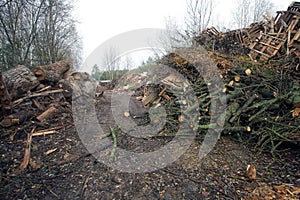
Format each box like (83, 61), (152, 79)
(0, 91), (299, 200)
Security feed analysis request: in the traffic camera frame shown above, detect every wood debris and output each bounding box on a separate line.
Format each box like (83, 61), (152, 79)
(194, 2), (300, 61)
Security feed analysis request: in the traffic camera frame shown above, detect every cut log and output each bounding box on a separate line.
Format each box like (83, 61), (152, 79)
(36, 106), (58, 122)
(33, 60), (71, 83)
(0, 72), (12, 114)
(2, 65), (39, 100)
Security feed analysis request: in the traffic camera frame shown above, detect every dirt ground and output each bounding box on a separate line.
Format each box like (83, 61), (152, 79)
(0, 91), (299, 200)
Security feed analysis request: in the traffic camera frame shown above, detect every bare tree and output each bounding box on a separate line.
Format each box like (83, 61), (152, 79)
(253, 0), (274, 22)
(0, 0), (81, 70)
(91, 64), (101, 80)
(34, 0), (81, 66)
(0, 0), (44, 69)
(185, 0), (215, 36)
(232, 0), (252, 29)
(124, 55), (134, 70)
(232, 0), (274, 29)
(158, 16), (191, 53)
(102, 46), (120, 80)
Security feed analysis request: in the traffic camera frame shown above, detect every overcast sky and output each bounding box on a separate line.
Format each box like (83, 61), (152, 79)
(74, 0), (291, 71)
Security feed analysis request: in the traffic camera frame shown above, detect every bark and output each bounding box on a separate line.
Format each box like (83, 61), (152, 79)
(0, 72), (12, 114)
(2, 65), (40, 100)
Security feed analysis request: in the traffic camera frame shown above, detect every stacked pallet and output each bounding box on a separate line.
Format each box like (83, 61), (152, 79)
(194, 2), (300, 61)
(249, 2), (300, 61)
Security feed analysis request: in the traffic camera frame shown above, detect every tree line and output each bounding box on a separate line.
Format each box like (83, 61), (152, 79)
(184, 0), (274, 37)
(90, 0), (275, 81)
(0, 0), (81, 71)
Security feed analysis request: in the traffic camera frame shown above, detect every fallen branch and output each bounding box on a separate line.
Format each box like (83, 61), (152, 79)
(19, 128), (35, 170)
(13, 89), (64, 107)
(36, 106), (58, 122)
(229, 95), (256, 124)
(32, 130), (59, 137)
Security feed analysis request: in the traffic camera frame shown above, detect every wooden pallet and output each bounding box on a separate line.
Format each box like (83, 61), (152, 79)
(249, 2), (300, 61)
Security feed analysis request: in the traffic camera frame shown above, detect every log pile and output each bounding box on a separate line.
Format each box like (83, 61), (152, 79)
(133, 49), (300, 150)
(0, 61), (92, 130)
(193, 2), (300, 61)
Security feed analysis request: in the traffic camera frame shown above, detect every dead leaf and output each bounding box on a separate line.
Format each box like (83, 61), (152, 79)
(63, 152), (70, 160)
(244, 164), (256, 179)
(29, 159), (43, 170)
(292, 108), (300, 118)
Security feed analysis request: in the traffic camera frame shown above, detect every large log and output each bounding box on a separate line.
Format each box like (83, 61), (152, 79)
(33, 60), (71, 83)
(0, 72), (12, 114)
(2, 65), (40, 100)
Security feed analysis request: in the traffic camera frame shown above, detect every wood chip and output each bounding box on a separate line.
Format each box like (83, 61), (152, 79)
(245, 69), (252, 76)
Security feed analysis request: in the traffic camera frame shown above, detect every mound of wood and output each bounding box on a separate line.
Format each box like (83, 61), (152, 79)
(135, 49), (300, 150)
(194, 2), (300, 61)
(0, 61), (95, 129)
